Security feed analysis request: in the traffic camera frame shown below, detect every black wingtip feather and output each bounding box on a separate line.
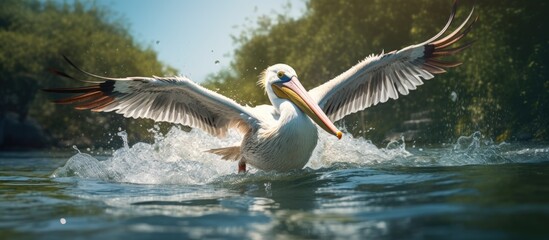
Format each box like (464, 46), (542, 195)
(99, 80), (116, 93)
(61, 55), (125, 81)
(48, 68), (76, 80)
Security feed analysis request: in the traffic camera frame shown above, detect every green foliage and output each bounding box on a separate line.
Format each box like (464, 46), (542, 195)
(206, 0), (549, 144)
(2, 0), (546, 149)
(0, 0), (176, 148)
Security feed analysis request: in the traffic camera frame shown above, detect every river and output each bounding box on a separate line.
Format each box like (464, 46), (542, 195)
(1, 127), (548, 239)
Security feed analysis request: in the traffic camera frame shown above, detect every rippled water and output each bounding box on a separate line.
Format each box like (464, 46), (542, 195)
(1, 127), (548, 239)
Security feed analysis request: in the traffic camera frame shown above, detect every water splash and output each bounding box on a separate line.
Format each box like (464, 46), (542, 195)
(450, 91), (458, 102)
(443, 131), (508, 165)
(454, 131), (482, 152)
(72, 145), (81, 154)
(417, 131), (529, 166)
(52, 126), (238, 184)
(116, 130), (130, 150)
(52, 127), (548, 185)
(307, 132), (412, 169)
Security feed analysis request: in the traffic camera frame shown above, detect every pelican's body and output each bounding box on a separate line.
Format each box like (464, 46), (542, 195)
(242, 100), (319, 171)
(45, 1), (476, 173)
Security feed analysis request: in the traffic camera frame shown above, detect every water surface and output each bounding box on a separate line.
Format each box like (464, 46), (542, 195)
(1, 128), (548, 239)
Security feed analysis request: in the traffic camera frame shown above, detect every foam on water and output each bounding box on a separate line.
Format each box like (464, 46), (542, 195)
(52, 127), (549, 185)
(52, 126), (238, 184)
(308, 130), (411, 169)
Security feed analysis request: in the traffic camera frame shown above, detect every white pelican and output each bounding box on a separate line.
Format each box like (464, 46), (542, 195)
(45, 1), (476, 173)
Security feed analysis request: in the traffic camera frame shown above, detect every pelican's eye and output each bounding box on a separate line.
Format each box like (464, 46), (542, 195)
(277, 71), (285, 79)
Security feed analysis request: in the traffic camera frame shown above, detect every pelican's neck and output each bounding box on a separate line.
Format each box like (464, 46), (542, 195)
(278, 100), (299, 121)
(277, 100), (316, 132)
(267, 87), (284, 111)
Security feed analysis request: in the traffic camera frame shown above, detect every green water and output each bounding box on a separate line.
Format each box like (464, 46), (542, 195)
(1, 129), (548, 239)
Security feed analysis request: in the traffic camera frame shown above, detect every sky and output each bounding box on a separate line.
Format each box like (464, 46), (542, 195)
(93, 0), (306, 82)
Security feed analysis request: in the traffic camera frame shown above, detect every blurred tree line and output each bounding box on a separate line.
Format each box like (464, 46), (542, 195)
(206, 0), (549, 144)
(0, 0), (176, 149)
(1, 0), (547, 149)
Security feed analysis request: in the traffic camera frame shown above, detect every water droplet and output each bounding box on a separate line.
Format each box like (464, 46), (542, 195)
(264, 182), (272, 196)
(450, 91), (458, 102)
(72, 145), (81, 154)
(215, 60), (220, 64)
(60, 218), (66, 224)
(117, 130), (129, 150)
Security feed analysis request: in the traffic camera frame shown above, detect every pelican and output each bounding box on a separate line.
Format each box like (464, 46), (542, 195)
(45, 1), (476, 173)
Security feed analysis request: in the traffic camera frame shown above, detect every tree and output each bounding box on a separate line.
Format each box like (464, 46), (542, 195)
(206, 0), (549, 144)
(0, 0), (176, 148)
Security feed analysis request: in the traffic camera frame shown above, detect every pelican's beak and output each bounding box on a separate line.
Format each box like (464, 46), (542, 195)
(272, 76), (342, 139)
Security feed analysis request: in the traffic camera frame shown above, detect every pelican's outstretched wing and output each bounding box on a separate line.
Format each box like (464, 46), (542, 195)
(44, 57), (257, 137)
(309, 1), (477, 122)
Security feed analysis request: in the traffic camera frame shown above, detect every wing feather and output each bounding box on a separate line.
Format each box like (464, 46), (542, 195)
(45, 61), (259, 138)
(309, 1), (476, 122)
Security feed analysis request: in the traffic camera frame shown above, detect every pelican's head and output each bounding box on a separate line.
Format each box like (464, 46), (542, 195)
(259, 64), (342, 139)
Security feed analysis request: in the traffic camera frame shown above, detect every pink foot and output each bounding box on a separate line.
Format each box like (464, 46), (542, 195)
(238, 161), (246, 173)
